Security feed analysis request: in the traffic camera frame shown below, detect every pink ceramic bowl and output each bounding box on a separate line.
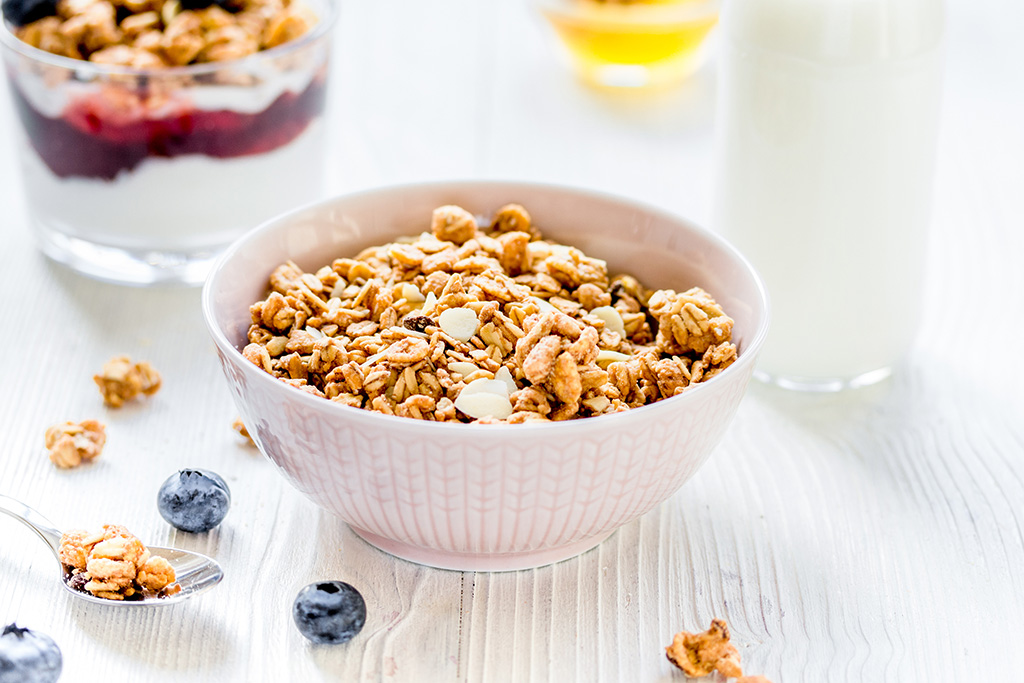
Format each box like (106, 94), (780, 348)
(201, 181), (769, 571)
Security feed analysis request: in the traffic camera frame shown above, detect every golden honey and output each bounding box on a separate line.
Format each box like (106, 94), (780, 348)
(540, 0), (719, 88)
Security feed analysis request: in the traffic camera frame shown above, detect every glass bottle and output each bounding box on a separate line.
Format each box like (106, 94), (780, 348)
(712, 0), (946, 390)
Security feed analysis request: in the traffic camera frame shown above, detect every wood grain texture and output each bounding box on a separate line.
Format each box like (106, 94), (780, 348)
(2, 0), (1023, 681)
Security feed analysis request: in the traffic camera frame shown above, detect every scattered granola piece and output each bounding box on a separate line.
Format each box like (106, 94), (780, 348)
(232, 417), (257, 446)
(58, 525), (179, 600)
(93, 356), (161, 408)
(665, 619), (743, 678)
(44, 420), (106, 469)
(736, 677), (775, 683)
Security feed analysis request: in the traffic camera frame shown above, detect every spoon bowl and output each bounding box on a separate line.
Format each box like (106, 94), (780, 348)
(1, 493), (223, 606)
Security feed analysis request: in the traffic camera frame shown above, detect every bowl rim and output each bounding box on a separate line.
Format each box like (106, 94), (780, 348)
(201, 179), (770, 434)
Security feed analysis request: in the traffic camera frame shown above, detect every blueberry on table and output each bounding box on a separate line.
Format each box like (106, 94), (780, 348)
(0, 623), (62, 683)
(292, 581), (367, 645)
(157, 469), (231, 533)
(1, 0), (58, 27)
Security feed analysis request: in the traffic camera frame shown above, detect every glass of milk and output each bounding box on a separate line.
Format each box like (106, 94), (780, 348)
(712, 0), (945, 390)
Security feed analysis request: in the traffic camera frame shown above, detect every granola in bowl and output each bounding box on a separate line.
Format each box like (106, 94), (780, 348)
(242, 203), (738, 423)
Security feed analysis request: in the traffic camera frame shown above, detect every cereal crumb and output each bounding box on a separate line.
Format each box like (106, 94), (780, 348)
(44, 419), (106, 469)
(232, 417), (257, 447)
(59, 525), (179, 600)
(665, 619), (743, 678)
(94, 356), (161, 407)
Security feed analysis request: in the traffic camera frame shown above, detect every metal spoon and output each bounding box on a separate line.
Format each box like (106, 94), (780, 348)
(0, 493), (223, 606)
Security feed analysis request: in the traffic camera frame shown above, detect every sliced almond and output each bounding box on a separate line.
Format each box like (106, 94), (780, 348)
(459, 377), (510, 398)
(494, 366), (518, 395)
(590, 306), (627, 338)
(447, 361), (479, 378)
(454, 389), (513, 420)
(596, 349), (632, 366)
(397, 282), (425, 303)
(439, 307), (479, 342)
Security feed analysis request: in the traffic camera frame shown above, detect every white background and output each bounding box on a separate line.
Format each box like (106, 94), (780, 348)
(1, 0), (1022, 680)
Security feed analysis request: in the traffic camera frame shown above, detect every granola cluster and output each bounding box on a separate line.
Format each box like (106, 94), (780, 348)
(58, 524), (180, 600)
(242, 203), (738, 423)
(665, 619), (773, 682)
(44, 419), (106, 468)
(12, 0), (314, 67)
(93, 355), (161, 407)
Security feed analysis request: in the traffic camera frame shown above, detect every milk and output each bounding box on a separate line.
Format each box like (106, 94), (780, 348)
(713, 0), (945, 389)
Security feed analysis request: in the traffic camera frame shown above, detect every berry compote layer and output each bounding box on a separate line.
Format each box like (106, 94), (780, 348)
(10, 70), (327, 180)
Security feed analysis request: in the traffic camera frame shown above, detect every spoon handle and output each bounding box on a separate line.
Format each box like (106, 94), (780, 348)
(0, 494), (63, 559)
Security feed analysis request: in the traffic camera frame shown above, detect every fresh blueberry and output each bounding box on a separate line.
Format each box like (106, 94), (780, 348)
(157, 469), (231, 533)
(0, 623), (62, 683)
(292, 581), (366, 645)
(2, 0), (58, 27)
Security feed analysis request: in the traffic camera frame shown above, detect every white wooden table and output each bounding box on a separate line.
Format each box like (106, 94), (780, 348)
(2, 0), (1023, 681)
